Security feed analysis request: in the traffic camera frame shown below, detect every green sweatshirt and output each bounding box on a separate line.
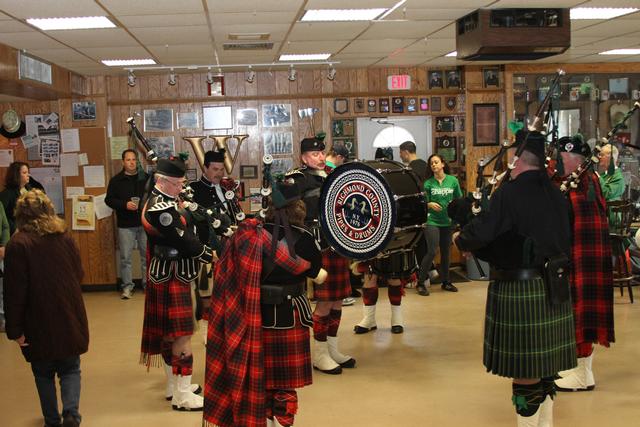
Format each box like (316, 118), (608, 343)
(599, 167), (625, 202)
(424, 174), (463, 227)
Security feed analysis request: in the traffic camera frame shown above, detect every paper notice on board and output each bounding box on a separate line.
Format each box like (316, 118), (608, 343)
(0, 149), (14, 167)
(61, 129), (80, 152)
(78, 153), (89, 165)
(25, 115), (39, 137)
(41, 140), (60, 166)
(66, 186), (85, 199)
(83, 165), (105, 188)
(60, 153), (79, 176)
(29, 167), (64, 214)
(110, 136), (130, 159)
(72, 195), (95, 231)
(21, 135), (39, 149)
(93, 194), (113, 220)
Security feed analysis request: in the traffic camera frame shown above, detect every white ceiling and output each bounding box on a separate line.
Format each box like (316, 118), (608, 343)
(0, 0), (638, 76)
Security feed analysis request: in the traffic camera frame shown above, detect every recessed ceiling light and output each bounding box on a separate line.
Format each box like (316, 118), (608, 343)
(279, 54), (331, 61)
(570, 8), (638, 20)
(599, 49), (640, 55)
(27, 16), (116, 30)
(301, 9), (387, 22)
(101, 59), (156, 66)
(445, 51), (457, 57)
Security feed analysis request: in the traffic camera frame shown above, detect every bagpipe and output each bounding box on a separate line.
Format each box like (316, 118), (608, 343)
(559, 101), (640, 193)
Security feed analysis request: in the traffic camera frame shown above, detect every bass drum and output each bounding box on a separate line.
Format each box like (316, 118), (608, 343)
(319, 159), (427, 260)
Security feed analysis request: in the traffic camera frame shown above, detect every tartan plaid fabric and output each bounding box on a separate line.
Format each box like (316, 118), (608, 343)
(567, 173), (615, 352)
(314, 251), (351, 301)
(484, 278), (576, 379)
(263, 313), (312, 389)
(140, 276), (195, 367)
(204, 219), (311, 427)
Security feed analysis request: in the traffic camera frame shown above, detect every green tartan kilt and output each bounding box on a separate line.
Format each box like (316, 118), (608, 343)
(483, 278), (577, 379)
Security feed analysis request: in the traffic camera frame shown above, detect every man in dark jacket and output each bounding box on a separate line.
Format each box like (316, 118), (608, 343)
(105, 149), (148, 299)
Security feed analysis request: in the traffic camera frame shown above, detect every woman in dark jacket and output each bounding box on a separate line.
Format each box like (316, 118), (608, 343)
(3, 189), (88, 427)
(0, 161), (33, 234)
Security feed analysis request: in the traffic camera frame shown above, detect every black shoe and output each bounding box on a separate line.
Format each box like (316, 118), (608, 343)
(354, 325), (377, 334)
(62, 415), (79, 427)
(391, 325), (404, 334)
(338, 358), (357, 368)
(313, 365), (343, 375)
(417, 285), (430, 296)
(441, 282), (458, 292)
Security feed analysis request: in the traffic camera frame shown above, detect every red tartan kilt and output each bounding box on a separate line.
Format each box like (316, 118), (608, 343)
(314, 251), (351, 301)
(142, 277), (195, 356)
(263, 315), (312, 389)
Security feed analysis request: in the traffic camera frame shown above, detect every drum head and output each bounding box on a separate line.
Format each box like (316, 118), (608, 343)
(320, 162), (397, 260)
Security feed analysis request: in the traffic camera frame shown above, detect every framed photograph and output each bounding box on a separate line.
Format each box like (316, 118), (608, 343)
(429, 71), (444, 89)
(445, 97), (457, 111)
(144, 109), (173, 132)
(419, 98), (429, 111)
(72, 101), (96, 121)
(262, 104), (292, 127)
(271, 158), (293, 176)
(436, 135), (457, 162)
(473, 103), (500, 146)
(367, 99), (377, 112)
(354, 98), (365, 113)
(236, 108), (258, 126)
(263, 132), (293, 155)
(147, 136), (175, 158)
(332, 119), (354, 137)
(436, 116), (455, 132)
(407, 98), (417, 113)
(609, 77), (629, 99)
(208, 75), (225, 96)
(334, 98), (349, 114)
(392, 97), (404, 113)
(379, 98), (390, 113)
(431, 97), (441, 112)
(240, 165), (258, 179)
(446, 70), (461, 89)
(177, 112), (199, 129)
(185, 168), (198, 182)
(203, 105), (233, 130)
(483, 67), (500, 88)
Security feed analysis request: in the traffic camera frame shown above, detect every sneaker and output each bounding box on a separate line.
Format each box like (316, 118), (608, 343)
(342, 297), (356, 306)
(441, 282), (458, 292)
(121, 288), (133, 299)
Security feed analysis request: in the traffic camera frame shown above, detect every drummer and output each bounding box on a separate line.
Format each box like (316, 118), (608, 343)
(287, 137), (356, 375)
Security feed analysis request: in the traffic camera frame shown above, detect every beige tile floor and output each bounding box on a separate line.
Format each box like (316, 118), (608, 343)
(1, 281), (638, 427)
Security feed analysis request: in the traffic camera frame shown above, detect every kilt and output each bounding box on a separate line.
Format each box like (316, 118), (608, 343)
(263, 310), (312, 389)
(141, 276), (195, 363)
(314, 251), (351, 301)
(483, 278), (576, 379)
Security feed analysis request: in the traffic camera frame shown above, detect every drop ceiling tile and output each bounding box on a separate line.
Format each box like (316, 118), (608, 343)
(117, 14), (208, 28)
(580, 0), (640, 9)
(0, 0), (105, 19)
(0, 12), (12, 20)
(0, 31), (67, 50)
(47, 28), (138, 48)
(376, 55), (431, 66)
(213, 24), (290, 42)
(571, 36), (606, 47)
(359, 20), (451, 40)
(0, 20), (33, 33)
(574, 19), (640, 37)
(332, 58), (382, 67)
(570, 20), (605, 31)
(289, 22), (370, 42)
(428, 23), (455, 38)
(385, 8), (477, 21)
(217, 51), (278, 61)
(280, 40), (349, 54)
(341, 39), (411, 54)
(209, 11), (298, 26)
(147, 44), (215, 60)
(78, 46), (152, 60)
(582, 36), (640, 51)
(100, 0), (205, 15)
(305, 0), (395, 8)
(130, 26), (211, 45)
(490, 0), (581, 7)
(206, 0), (304, 13)
(27, 48), (95, 63)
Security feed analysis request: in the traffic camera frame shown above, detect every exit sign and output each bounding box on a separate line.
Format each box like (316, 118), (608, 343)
(387, 74), (411, 90)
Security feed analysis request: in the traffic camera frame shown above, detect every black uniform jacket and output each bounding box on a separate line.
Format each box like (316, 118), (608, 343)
(105, 169), (148, 228)
(456, 170), (571, 269)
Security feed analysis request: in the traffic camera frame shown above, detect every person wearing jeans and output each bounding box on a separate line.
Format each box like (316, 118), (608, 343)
(31, 356), (82, 426)
(105, 149), (148, 299)
(418, 154), (462, 294)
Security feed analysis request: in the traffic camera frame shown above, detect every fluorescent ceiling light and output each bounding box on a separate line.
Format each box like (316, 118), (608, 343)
(101, 59), (156, 66)
(599, 49), (640, 55)
(279, 53), (331, 61)
(377, 0), (407, 21)
(27, 16), (115, 30)
(570, 8), (638, 20)
(301, 9), (387, 22)
(445, 51), (457, 57)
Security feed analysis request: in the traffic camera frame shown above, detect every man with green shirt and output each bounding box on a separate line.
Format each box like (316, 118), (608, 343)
(598, 144), (625, 202)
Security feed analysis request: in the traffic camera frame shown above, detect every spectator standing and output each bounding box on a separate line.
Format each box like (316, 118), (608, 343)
(0, 203), (9, 332)
(398, 140), (428, 182)
(418, 154), (463, 294)
(3, 190), (88, 427)
(0, 161), (32, 234)
(105, 149), (149, 299)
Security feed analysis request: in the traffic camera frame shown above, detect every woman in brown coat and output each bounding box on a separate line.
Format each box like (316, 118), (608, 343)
(3, 190), (88, 427)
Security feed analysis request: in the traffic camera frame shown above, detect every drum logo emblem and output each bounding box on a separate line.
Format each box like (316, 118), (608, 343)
(335, 182), (381, 241)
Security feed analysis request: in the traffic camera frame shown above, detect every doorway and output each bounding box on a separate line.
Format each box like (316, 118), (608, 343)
(356, 116), (432, 162)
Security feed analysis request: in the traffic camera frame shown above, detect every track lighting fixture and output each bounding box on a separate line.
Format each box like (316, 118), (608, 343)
(327, 65), (336, 81)
(127, 70), (136, 87)
(168, 68), (177, 86)
(288, 65), (296, 82)
(206, 68), (214, 84)
(246, 66), (256, 83)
